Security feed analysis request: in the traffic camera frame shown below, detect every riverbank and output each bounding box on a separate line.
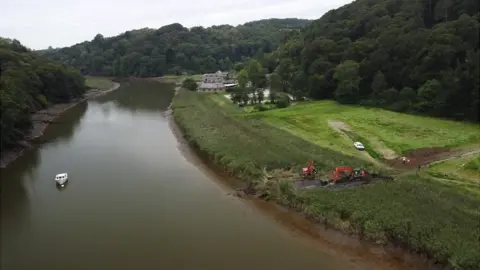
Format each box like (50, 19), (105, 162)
(0, 81), (120, 168)
(171, 89), (480, 270)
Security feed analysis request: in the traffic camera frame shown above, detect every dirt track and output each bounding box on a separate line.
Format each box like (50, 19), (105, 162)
(327, 120), (386, 167)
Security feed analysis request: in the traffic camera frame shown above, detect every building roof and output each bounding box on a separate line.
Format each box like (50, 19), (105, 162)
(199, 83), (224, 89)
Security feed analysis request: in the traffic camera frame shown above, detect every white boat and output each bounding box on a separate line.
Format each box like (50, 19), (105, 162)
(54, 173), (68, 185)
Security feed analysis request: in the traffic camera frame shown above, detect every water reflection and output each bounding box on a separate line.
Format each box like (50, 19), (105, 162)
(0, 146), (40, 233)
(96, 80), (174, 112)
(32, 102), (88, 146)
(55, 181), (69, 191)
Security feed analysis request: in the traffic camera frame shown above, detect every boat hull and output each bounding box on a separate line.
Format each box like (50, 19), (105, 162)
(55, 178), (68, 185)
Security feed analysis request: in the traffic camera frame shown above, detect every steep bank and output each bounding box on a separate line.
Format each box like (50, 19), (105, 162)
(0, 82), (120, 168)
(171, 89), (480, 270)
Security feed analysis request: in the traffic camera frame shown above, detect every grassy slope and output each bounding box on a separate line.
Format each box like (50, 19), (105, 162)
(424, 154), (480, 197)
(85, 76), (114, 90)
(303, 175), (480, 268)
(427, 154), (480, 183)
(172, 90), (372, 179)
(251, 101), (480, 157)
(172, 90), (480, 269)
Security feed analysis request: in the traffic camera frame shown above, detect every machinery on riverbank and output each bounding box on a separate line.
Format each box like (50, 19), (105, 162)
(298, 161), (393, 189)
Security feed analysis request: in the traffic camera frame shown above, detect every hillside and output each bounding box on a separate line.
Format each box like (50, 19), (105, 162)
(249, 100), (480, 161)
(266, 0), (479, 122)
(0, 38), (86, 150)
(172, 89), (480, 269)
(38, 18), (311, 77)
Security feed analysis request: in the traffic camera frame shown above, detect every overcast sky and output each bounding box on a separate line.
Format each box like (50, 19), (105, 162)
(0, 0), (352, 50)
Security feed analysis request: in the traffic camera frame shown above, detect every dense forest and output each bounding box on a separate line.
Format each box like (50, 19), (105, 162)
(263, 0), (479, 121)
(39, 19), (311, 77)
(0, 38), (86, 150)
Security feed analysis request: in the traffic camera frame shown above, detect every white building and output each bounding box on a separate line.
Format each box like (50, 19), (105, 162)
(202, 70), (226, 84)
(198, 70), (235, 92)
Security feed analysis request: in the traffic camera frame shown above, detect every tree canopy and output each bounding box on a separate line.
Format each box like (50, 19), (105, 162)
(0, 38), (86, 150)
(267, 0), (479, 122)
(38, 19), (311, 77)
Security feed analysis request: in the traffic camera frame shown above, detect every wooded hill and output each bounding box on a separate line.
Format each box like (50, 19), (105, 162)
(0, 38), (86, 150)
(264, 0), (479, 122)
(38, 18), (311, 77)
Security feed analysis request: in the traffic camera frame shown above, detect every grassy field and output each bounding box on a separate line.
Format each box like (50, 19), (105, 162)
(172, 90), (372, 179)
(302, 175), (480, 268)
(172, 90), (480, 269)
(85, 76), (114, 90)
(424, 154), (480, 196)
(249, 101), (480, 159)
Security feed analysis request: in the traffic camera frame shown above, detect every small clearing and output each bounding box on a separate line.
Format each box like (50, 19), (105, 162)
(327, 120), (383, 167)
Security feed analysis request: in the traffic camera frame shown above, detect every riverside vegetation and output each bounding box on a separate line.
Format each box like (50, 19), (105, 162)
(0, 38), (86, 151)
(3, 0), (479, 268)
(172, 89), (480, 269)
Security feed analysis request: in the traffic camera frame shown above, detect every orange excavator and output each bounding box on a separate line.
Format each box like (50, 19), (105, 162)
(331, 166), (368, 183)
(301, 162), (370, 183)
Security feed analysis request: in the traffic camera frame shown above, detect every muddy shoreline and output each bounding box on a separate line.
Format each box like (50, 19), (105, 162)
(0, 82), (120, 169)
(167, 88), (438, 270)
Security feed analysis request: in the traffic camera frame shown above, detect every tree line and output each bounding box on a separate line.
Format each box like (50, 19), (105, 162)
(39, 19), (311, 77)
(260, 0), (479, 122)
(0, 38), (86, 150)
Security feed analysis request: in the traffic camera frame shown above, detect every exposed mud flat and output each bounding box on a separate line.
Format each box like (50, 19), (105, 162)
(0, 82), (120, 168)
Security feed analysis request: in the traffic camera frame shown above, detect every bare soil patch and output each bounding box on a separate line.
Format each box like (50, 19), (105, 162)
(385, 147), (456, 170)
(328, 120), (351, 132)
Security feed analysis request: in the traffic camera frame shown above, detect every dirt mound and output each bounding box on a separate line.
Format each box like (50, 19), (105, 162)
(385, 147), (455, 170)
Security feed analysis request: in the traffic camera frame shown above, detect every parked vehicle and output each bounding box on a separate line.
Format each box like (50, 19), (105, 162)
(353, 141), (365, 150)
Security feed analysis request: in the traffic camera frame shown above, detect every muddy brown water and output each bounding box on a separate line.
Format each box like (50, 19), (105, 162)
(1, 80), (430, 270)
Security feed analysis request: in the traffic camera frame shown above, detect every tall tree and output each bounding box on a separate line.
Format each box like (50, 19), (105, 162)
(333, 60), (361, 104)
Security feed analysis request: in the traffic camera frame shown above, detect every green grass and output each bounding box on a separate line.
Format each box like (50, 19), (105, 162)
(208, 93), (243, 114)
(249, 100), (480, 158)
(301, 175), (480, 269)
(465, 156), (480, 172)
(172, 91), (480, 269)
(85, 76), (114, 90)
(426, 154), (480, 186)
(172, 89), (373, 179)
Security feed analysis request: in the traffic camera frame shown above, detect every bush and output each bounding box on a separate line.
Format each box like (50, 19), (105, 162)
(254, 104), (269, 112)
(276, 92), (291, 108)
(182, 78), (198, 91)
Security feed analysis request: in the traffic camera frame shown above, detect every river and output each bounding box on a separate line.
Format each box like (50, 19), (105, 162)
(0, 80), (427, 270)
